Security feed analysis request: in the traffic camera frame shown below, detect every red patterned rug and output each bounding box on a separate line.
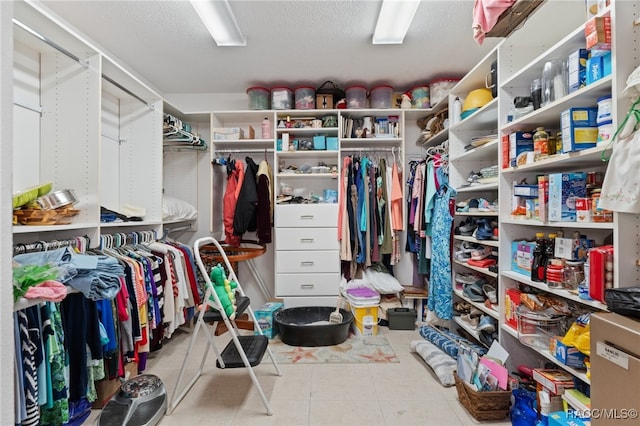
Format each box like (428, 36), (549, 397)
(267, 334), (399, 364)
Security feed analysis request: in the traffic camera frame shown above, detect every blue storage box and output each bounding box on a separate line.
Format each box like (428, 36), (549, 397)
(567, 48), (589, 93)
(548, 172), (587, 222)
(326, 136), (339, 151)
(313, 135), (326, 150)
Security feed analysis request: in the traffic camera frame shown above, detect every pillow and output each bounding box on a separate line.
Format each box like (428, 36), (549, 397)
(410, 340), (457, 387)
(162, 195), (198, 221)
(340, 269), (404, 295)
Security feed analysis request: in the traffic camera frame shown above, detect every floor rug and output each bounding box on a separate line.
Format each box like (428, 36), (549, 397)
(267, 334), (399, 364)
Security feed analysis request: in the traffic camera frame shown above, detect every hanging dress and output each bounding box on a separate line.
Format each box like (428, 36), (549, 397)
(427, 174), (455, 320)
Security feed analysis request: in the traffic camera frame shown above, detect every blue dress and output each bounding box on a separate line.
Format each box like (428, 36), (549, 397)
(427, 183), (454, 320)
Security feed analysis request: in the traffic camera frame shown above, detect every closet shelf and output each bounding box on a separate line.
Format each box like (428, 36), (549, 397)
(453, 316), (486, 347)
(276, 150), (338, 159)
(450, 139), (498, 162)
(212, 139), (274, 150)
(454, 235), (499, 248)
(341, 137), (402, 144)
(453, 287), (499, 320)
(13, 222), (97, 234)
(456, 211), (499, 217)
(501, 77), (612, 134)
(420, 127), (448, 148)
(101, 220), (163, 228)
(277, 127), (338, 135)
(453, 259), (498, 278)
(449, 98), (499, 131)
(276, 173), (336, 179)
(501, 218), (614, 229)
(501, 270), (609, 311)
(501, 144), (609, 174)
(456, 182), (498, 193)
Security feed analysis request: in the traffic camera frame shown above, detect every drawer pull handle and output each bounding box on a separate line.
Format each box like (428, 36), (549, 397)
(300, 215), (314, 220)
(301, 261), (315, 266)
(300, 238), (314, 243)
(300, 284), (315, 289)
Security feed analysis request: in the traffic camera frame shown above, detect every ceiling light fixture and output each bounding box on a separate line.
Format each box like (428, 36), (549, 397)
(190, 0), (246, 47)
(372, 0), (421, 45)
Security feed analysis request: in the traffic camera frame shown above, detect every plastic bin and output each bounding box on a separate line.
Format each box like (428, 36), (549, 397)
(294, 86), (316, 109)
(271, 86), (293, 110)
(411, 86), (430, 108)
(246, 86), (270, 110)
(430, 78), (460, 106)
(346, 85), (368, 109)
(516, 307), (565, 350)
(370, 85), (393, 109)
(344, 287), (380, 336)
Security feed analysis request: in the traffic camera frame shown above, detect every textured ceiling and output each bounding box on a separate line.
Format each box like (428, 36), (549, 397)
(33, 0), (501, 98)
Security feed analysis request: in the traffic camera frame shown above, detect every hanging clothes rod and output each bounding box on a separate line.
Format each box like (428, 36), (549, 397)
(102, 134), (126, 144)
(215, 148), (275, 153)
(13, 236), (90, 255)
(13, 19), (89, 69)
(13, 101), (43, 115)
(341, 147), (400, 152)
(102, 74), (155, 111)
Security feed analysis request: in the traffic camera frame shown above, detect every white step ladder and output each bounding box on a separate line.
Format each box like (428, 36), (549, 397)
(167, 237), (282, 416)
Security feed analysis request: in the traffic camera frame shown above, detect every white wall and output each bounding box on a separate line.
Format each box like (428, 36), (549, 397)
(1, 1), (15, 423)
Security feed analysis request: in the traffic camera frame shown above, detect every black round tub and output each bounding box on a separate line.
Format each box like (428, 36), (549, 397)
(274, 306), (354, 347)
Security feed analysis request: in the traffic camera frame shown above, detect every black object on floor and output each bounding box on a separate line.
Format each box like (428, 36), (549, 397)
(275, 306), (354, 347)
(217, 335), (268, 368)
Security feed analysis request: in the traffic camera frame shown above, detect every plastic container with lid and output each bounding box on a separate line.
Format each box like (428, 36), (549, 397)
(271, 86), (293, 110)
(516, 306), (564, 350)
(345, 85), (367, 109)
(344, 287), (380, 336)
(597, 95), (612, 124)
(597, 121), (613, 145)
(411, 86), (430, 108)
(246, 86), (270, 110)
(370, 85), (393, 109)
(430, 78), (460, 106)
(294, 86), (315, 110)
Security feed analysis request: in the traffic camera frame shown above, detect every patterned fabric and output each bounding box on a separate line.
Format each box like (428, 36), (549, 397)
(427, 190), (454, 319)
(18, 310), (39, 426)
(40, 303), (70, 426)
(418, 325), (487, 359)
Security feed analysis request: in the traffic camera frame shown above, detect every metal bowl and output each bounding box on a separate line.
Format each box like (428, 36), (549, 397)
(36, 189), (78, 209)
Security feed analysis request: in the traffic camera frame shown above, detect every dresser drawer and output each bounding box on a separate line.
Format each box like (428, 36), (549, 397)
(275, 204), (338, 228)
(276, 273), (340, 296)
(275, 228), (339, 251)
(276, 250), (339, 273)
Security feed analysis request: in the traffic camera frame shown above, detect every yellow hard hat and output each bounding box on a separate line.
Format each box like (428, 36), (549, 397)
(462, 88), (494, 112)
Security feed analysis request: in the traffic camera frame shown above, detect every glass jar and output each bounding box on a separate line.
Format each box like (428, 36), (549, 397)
(533, 127), (549, 158)
(591, 189), (613, 222)
(563, 261), (585, 290)
(546, 259), (565, 289)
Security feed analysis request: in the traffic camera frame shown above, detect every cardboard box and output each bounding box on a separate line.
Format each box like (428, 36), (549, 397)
(548, 172), (587, 222)
(512, 240), (536, 276)
(93, 361), (138, 408)
(254, 301), (283, 338)
(509, 131), (534, 167)
(561, 107), (598, 152)
(590, 313), (640, 426)
(504, 288), (521, 329)
(538, 175), (549, 223)
(532, 368), (575, 395)
(550, 336), (588, 369)
(585, 16), (611, 51)
(567, 49), (589, 93)
(501, 134), (510, 169)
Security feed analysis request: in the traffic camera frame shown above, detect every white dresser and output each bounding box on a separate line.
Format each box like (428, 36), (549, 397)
(274, 203), (340, 307)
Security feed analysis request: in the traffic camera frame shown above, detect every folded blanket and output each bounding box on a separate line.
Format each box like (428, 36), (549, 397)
(419, 325), (487, 358)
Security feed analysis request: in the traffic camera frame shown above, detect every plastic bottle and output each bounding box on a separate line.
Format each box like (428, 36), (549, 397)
(262, 117), (271, 139)
(452, 97), (462, 125)
(542, 233), (557, 282)
(530, 232), (547, 282)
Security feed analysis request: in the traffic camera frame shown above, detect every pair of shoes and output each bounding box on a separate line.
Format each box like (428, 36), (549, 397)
(479, 328), (499, 347)
(463, 281), (487, 302)
(457, 198), (479, 212)
(455, 272), (482, 285)
(454, 250), (471, 262)
(471, 245), (492, 260)
(475, 218), (497, 240)
(462, 171), (483, 186)
(458, 218), (477, 236)
(477, 315), (497, 333)
(460, 312), (481, 327)
(453, 301), (472, 315)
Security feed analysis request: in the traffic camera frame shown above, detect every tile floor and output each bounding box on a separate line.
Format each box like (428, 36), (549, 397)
(87, 326), (512, 426)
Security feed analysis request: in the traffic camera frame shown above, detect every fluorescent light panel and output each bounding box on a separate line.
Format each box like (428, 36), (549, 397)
(372, 0), (421, 44)
(190, 0), (246, 46)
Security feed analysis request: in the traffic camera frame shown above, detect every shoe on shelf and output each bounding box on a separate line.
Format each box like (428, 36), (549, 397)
(488, 264), (499, 273)
(458, 218), (477, 236)
(483, 284), (498, 304)
(456, 198), (479, 213)
(463, 282), (487, 302)
(460, 313), (480, 327)
(471, 245), (492, 260)
(476, 315), (497, 333)
(475, 218), (497, 241)
(454, 272), (483, 285)
(472, 198), (490, 212)
(462, 171), (483, 187)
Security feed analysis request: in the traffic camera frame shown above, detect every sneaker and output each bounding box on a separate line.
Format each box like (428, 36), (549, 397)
(458, 218), (477, 236)
(471, 245), (492, 260)
(462, 171), (483, 186)
(477, 315), (497, 333)
(455, 272), (483, 285)
(483, 284), (498, 304)
(454, 250), (471, 262)
(475, 219), (497, 241)
(460, 313), (480, 327)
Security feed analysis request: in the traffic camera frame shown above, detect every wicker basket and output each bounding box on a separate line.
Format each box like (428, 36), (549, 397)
(454, 373), (511, 421)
